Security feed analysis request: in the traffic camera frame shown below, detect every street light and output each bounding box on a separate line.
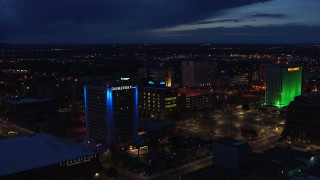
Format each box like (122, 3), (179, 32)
(94, 172), (100, 179)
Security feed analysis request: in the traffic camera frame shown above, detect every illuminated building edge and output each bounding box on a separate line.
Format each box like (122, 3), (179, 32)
(84, 85), (88, 137)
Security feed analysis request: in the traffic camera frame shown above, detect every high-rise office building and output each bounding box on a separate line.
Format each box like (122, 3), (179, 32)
(182, 59), (216, 87)
(265, 65), (302, 107)
(84, 80), (138, 147)
(259, 63), (269, 81)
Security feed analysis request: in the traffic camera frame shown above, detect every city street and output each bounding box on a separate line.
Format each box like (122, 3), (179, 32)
(117, 156), (212, 180)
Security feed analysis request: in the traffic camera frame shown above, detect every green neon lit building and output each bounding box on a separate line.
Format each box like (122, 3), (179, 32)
(265, 65), (302, 108)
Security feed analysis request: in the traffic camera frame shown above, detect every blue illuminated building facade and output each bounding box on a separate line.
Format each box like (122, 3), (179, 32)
(84, 83), (138, 148)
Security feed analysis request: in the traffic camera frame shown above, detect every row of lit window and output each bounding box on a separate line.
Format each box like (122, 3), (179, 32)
(143, 92), (160, 97)
(140, 104), (161, 108)
(59, 155), (96, 166)
(141, 107), (161, 111)
(165, 104), (177, 108)
(144, 99), (160, 104)
(165, 97), (177, 101)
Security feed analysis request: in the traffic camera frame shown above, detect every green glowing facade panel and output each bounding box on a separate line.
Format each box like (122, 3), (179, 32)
(265, 65), (302, 107)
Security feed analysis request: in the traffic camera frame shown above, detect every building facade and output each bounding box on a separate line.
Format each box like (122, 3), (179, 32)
(3, 98), (55, 122)
(212, 138), (251, 170)
(138, 67), (174, 87)
(283, 95), (320, 145)
(84, 82), (138, 147)
(265, 65), (302, 107)
(138, 86), (178, 120)
(182, 59), (216, 87)
(178, 88), (214, 111)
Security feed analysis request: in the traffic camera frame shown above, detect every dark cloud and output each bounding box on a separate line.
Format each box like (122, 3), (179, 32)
(0, 0), (270, 43)
(197, 19), (242, 25)
(158, 25), (320, 44)
(249, 13), (288, 18)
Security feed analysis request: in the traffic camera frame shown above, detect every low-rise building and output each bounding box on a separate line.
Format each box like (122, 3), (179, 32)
(212, 137), (251, 170)
(249, 146), (318, 179)
(0, 133), (99, 179)
(178, 88), (214, 111)
(138, 118), (175, 143)
(3, 98), (55, 122)
(282, 94), (320, 145)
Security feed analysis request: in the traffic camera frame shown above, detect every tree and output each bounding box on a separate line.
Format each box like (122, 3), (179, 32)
(242, 103), (250, 111)
(102, 149), (112, 161)
(151, 159), (167, 174)
(104, 167), (118, 179)
(195, 147), (209, 158)
(241, 129), (257, 140)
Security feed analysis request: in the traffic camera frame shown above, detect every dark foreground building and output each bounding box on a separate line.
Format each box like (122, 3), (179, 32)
(212, 137), (251, 170)
(183, 145), (318, 180)
(3, 98), (55, 122)
(0, 133), (99, 179)
(283, 94), (320, 145)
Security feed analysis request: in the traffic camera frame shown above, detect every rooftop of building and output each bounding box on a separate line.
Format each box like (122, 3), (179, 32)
(0, 133), (96, 176)
(308, 164), (320, 178)
(213, 137), (248, 147)
(249, 146), (317, 178)
(85, 78), (135, 88)
(250, 152), (303, 178)
(182, 165), (247, 180)
(140, 84), (177, 90)
(263, 146), (316, 161)
(138, 118), (175, 133)
(4, 98), (52, 105)
(265, 63), (302, 68)
(178, 88), (212, 97)
(292, 94), (320, 105)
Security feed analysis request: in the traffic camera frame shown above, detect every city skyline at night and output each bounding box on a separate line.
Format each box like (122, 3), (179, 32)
(0, 0), (320, 179)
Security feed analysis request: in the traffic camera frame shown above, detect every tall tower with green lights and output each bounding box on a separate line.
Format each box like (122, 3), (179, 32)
(265, 64), (302, 108)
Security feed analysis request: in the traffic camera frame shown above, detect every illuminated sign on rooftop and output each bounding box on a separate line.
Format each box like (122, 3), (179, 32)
(288, 67), (300, 72)
(60, 155), (96, 167)
(111, 86), (135, 91)
(120, 77), (130, 81)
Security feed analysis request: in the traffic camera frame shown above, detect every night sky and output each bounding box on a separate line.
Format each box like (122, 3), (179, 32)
(0, 0), (320, 44)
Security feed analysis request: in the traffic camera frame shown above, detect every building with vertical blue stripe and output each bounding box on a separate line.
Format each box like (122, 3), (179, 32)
(84, 80), (138, 148)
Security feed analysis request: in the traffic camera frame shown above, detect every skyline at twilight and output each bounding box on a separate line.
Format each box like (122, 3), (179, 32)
(0, 0), (320, 44)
